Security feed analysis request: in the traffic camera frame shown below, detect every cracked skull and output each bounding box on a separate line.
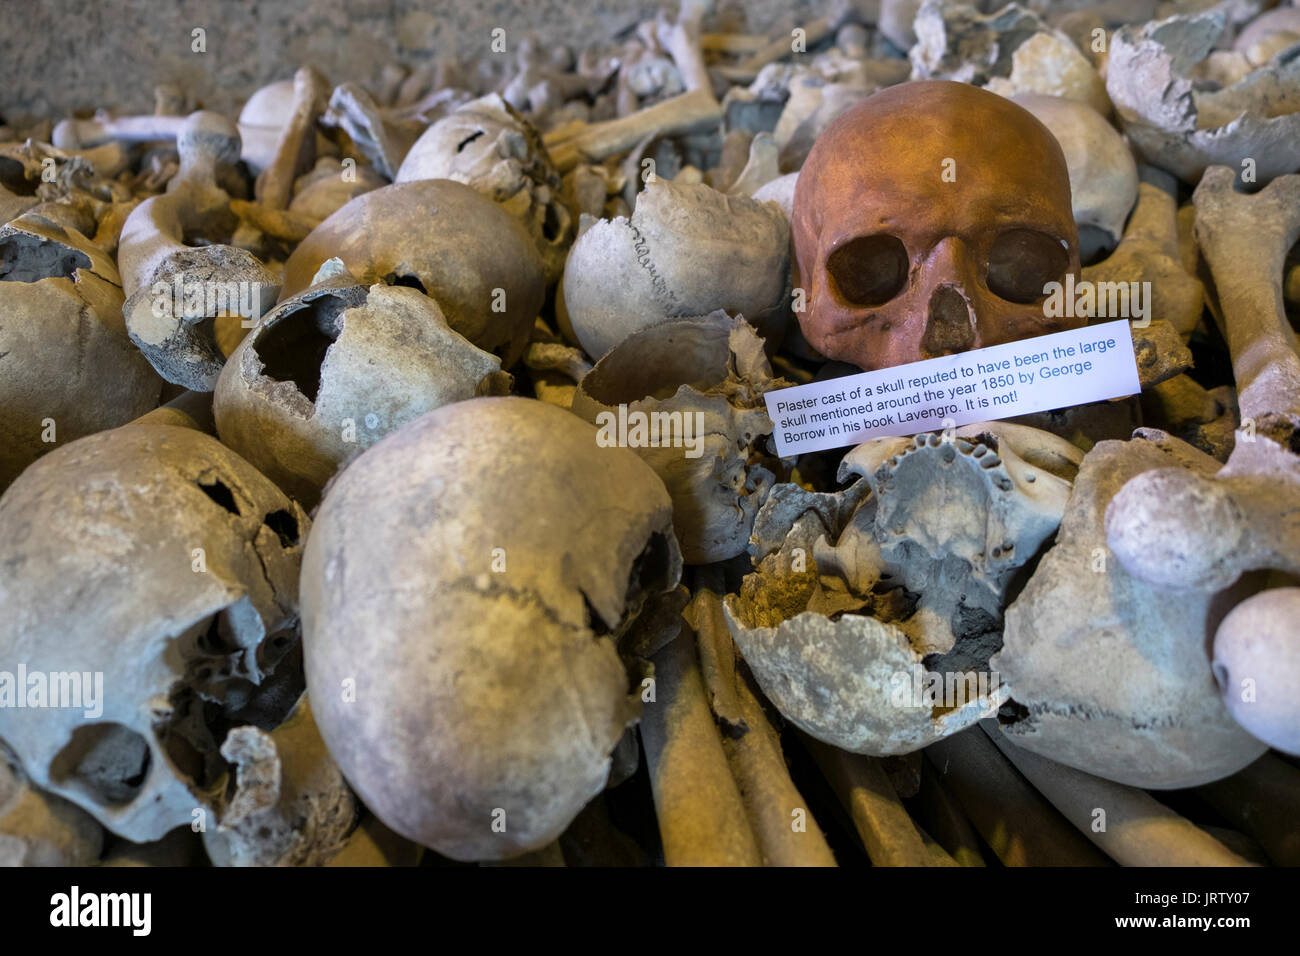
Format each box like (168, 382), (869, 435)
(215, 267), (508, 508)
(301, 396), (683, 861)
(791, 80), (1082, 371)
(0, 421), (310, 841)
(571, 312), (784, 565)
(396, 93), (572, 285)
(724, 423), (1080, 755)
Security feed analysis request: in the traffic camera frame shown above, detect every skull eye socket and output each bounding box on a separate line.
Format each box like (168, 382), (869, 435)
(825, 234), (909, 307)
(986, 229), (1069, 304)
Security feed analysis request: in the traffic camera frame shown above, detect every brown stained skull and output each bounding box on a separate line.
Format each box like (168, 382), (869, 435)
(792, 81), (1083, 371)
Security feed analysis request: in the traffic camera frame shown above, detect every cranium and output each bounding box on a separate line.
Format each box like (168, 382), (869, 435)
(280, 179), (545, 370)
(0, 420), (310, 841)
(0, 214), (161, 490)
(302, 397), (683, 860)
(215, 264), (508, 508)
(396, 93), (572, 284)
(791, 81), (1082, 371)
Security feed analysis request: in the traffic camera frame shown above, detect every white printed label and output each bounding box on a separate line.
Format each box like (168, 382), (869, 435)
(765, 320), (1140, 456)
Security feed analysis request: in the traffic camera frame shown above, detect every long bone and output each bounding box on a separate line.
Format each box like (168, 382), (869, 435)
(53, 113), (187, 150)
(255, 66), (330, 210)
(639, 627), (765, 866)
(984, 723), (1256, 866)
(686, 582), (837, 866)
(548, 5), (716, 170)
(713, 11), (847, 84)
(655, 0), (712, 95)
(118, 111), (279, 391)
(543, 88), (721, 172)
(1105, 168), (1300, 591)
(1195, 754), (1300, 866)
(230, 68), (333, 267)
(924, 728), (1110, 866)
(804, 735), (957, 866)
(1081, 167), (1205, 341)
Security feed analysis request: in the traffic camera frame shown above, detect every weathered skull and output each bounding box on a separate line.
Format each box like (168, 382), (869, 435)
(792, 80), (1083, 371)
(0, 214), (162, 489)
(724, 422), (1078, 755)
(396, 94), (572, 285)
(571, 312), (783, 564)
(302, 397), (683, 861)
(280, 179), (545, 370)
(0, 421), (310, 841)
(215, 264), (508, 508)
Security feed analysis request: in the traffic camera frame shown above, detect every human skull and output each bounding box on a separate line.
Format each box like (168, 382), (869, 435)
(215, 267), (507, 507)
(0, 215), (161, 489)
(561, 177), (791, 359)
(302, 397), (683, 860)
(280, 180), (545, 370)
(792, 81), (1082, 371)
(395, 94), (572, 285)
(0, 422), (310, 841)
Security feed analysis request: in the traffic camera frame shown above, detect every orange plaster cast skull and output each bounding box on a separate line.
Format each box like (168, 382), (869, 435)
(792, 81), (1083, 371)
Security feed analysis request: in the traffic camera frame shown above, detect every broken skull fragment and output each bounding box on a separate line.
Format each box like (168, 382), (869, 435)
(724, 423), (1078, 756)
(215, 264), (508, 509)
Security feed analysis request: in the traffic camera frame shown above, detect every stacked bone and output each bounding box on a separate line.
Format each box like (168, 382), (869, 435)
(0, 0), (1298, 868)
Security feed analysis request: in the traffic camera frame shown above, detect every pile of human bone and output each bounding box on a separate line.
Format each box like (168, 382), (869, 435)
(2, 0), (1299, 867)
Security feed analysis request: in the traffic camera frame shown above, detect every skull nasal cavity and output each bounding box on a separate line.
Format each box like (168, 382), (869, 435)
(922, 285), (975, 356)
(49, 722), (151, 805)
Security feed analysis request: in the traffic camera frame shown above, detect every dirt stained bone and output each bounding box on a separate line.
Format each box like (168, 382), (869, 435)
(301, 397), (683, 861)
(723, 423), (1080, 756)
(0, 420), (310, 842)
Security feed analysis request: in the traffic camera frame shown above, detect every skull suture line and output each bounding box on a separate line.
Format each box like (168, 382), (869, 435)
(792, 81), (1083, 371)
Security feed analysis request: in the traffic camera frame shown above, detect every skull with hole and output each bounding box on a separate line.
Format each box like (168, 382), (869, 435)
(279, 179), (545, 369)
(791, 81), (1082, 371)
(0, 421), (310, 841)
(302, 397), (683, 860)
(0, 215), (162, 490)
(395, 94), (572, 285)
(570, 312), (784, 564)
(214, 263), (509, 508)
